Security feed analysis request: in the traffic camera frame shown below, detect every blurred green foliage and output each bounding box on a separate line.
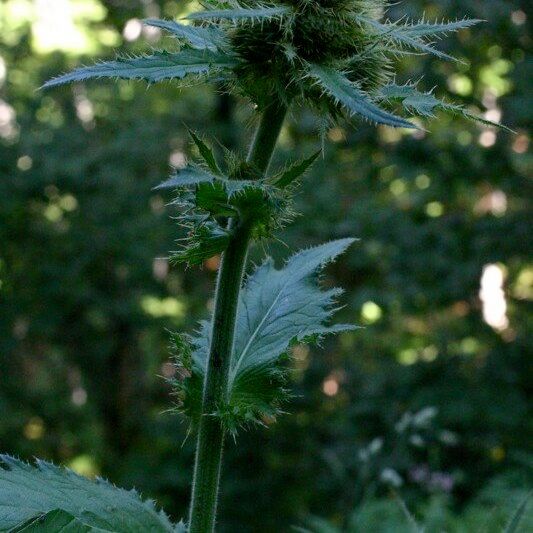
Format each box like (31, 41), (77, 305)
(0, 0), (531, 531)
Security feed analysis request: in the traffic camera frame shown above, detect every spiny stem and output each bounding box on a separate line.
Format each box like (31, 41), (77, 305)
(188, 99), (288, 533)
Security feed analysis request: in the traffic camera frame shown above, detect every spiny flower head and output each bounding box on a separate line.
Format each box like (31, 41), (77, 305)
(229, 0), (391, 108)
(43, 1), (506, 131)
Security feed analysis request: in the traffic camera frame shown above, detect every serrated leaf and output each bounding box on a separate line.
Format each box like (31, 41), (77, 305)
(0, 455), (174, 532)
(155, 166), (218, 189)
(176, 239), (357, 431)
(400, 18), (482, 39)
(172, 221), (232, 266)
(42, 49), (236, 88)
(165, 170), (287, 267)
(272, 150), (321, 188)
(186, 6), (290, 22)
(143, 19), (225, 51)
(378, 83), (512, 130)
(11, 509), (107, 532)
(231, 239), (356, 378)
(159, 169), (260, 198)
(379, 84), (443, 117)
(188, 130), (222, 174)
(308, 64), (415, 129)
(358, 16), (457, 61)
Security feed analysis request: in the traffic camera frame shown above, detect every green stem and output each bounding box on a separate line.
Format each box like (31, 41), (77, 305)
(188, 99), (288, 533)
(247, 99), (288, 173)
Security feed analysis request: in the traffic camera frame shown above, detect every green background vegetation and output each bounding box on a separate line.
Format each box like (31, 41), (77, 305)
(0, 0), (531, 530)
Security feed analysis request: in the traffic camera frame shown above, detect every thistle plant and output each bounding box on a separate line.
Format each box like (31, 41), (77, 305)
(0, 1), (507, 532)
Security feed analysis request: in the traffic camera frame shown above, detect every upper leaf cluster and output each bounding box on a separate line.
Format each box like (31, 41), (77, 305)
(43, 1), (505, 130)
(157, 132), (312, 266)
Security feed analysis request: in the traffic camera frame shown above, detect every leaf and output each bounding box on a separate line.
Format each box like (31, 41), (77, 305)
(158, 169), (261, 198)
(42, 49), (236, 88)
(272, 150), (321, 188)
(308, 64), (415, 129)
(143, 19), (225, 51)
(175, 239), (357, 431)
(378, 83), (513, 130)
(172, 220), (232, 266)
(188, 130), (222, 174)
(358, 16), (457, 61)
(379, 83), (444, 116)
(170, 181), (286, 266)
(504, 491), (532, 533)
(0, 455), (175, 532)
(400, 18), (483, 39)
(155, 166), (218, 189)
(11, 509), (107, 532)
(186, 6), (290, 22)
(231, 238), (356, 379)
(163, 162), (288, 267)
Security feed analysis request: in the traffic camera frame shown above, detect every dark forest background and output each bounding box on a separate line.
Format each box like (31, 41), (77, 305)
(0, 0), (531, 531)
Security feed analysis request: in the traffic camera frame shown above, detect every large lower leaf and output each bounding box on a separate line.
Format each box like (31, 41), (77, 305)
(42, 49), (236, 88)
(230, 238), (356, 381)
(308, 64), (415, 129)
(173, 239), (357, 431)
(0, 455), (175, 532)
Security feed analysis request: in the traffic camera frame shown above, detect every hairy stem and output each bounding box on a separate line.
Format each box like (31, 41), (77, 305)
(188, 99), (288, 533)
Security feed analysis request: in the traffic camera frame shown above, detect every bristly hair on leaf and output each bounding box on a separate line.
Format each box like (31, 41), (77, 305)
(397, 17), (484, 39)
(170, 239), (358, 434)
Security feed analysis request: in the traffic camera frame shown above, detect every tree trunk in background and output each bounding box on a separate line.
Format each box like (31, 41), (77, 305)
(100, 321), (145, 470)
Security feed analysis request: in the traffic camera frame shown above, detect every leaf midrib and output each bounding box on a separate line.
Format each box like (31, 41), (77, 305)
(228, 273), (289, 391)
